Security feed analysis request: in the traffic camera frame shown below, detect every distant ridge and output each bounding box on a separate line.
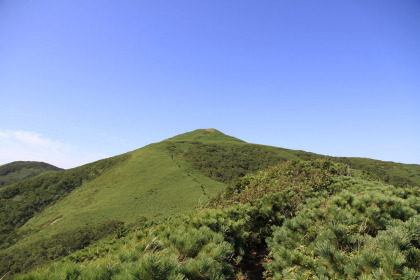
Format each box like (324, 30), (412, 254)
(0, 161), (62, 188)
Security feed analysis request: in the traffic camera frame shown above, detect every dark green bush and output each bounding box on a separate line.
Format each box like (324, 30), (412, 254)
(265, 178), (420, 279)
(11, 160), (420, 279)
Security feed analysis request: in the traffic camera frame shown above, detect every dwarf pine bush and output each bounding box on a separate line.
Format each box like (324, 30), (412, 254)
(265, 177), (420, 279)
(12, 160), (419, 279)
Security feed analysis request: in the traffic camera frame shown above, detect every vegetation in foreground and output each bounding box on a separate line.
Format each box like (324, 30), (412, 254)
(1, 129), (419, 279)
(0, 132), (228, 277)
(12, 160), (420, 279)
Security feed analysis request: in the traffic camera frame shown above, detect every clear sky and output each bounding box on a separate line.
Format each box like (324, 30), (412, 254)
(1, 0), (419, 168)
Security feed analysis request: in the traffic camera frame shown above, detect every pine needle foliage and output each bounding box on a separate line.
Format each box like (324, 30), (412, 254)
(11, 159), (420, 280)
(214, 159), (348, 206)
(4, 129), (420, 279)
(265, 177), (420, 279)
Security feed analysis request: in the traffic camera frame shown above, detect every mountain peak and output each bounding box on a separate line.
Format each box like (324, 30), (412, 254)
(166, 128), (245, 143)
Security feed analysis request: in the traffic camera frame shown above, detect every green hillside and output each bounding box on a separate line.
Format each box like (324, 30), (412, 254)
(335, 157), (420, 188)
(1, 129), (419, 279)
(0, 130), (228, 276)
(176, 132), (420, 189)
(0, 161), (61, 188)
(0, 154), (130, 250)
(13, 160), (420, 280)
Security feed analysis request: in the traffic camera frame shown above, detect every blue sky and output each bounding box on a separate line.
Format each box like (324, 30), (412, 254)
(1, 0), (419, 168)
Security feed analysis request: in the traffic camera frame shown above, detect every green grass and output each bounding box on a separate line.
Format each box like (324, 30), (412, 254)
(0, 154), (129, 249)
(1, 128), (419, 278)
(0, 130), (227, 276)
(13, 160), (419, 280)
(20, 142), (224, 233)
(0, 161), (61, 188)
(181, 142), (302, 183)
(167, 128), (245, 144)
(335, 157), (420, 188)
(174, 130), (420, 189)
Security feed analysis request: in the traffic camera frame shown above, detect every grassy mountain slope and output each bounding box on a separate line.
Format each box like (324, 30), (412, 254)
(178, 131), (420, 188)
(0, 130), (228, 276)
(14, 160), (419, 280)
(335, 157), (420, 188)
(2, 129), (419, 278)
(19, 141), (225, 235)
(167, 128), (245, 144)
(0, 154), (130, 249)
(0, 161), (61, 188)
